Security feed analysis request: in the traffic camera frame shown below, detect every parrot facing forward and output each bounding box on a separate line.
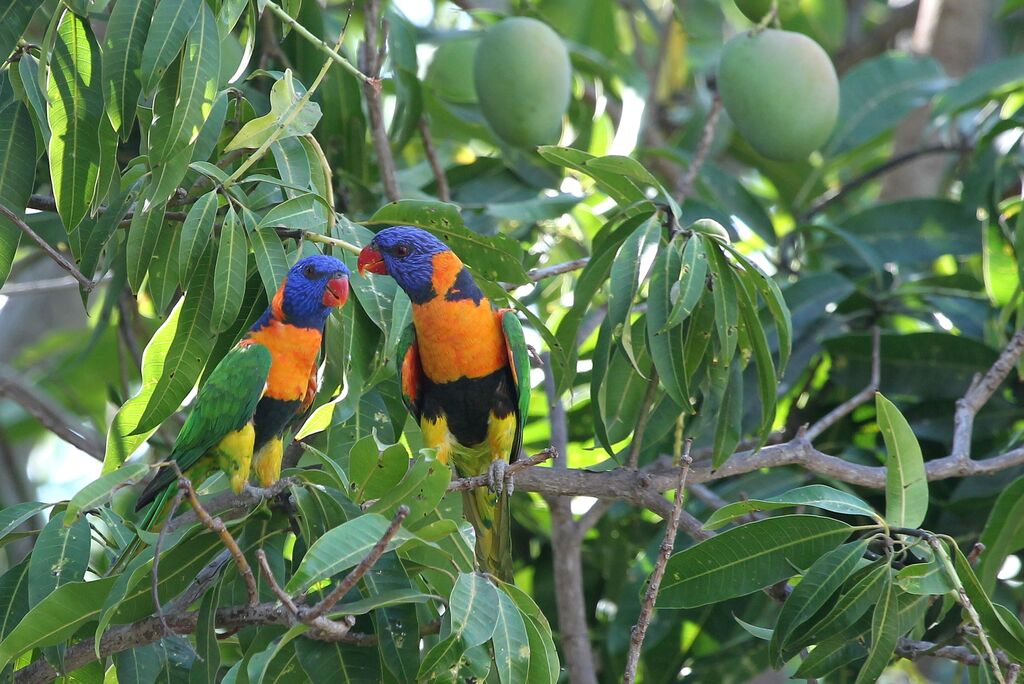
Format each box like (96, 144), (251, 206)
(358, 227), (529, 581)
(122, 254), (350, 564)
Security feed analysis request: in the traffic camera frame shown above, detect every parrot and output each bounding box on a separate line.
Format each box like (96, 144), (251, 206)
(357, 226), (529, 581)
(119, 254), (350, 567)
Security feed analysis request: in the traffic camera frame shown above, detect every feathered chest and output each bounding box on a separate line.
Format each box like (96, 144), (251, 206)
(246, 320), (322, 401)
(412, 298), (507, 384)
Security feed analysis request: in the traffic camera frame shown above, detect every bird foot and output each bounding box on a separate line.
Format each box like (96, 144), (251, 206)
(488, 459), (514, 496)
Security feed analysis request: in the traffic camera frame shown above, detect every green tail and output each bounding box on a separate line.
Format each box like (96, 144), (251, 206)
(107, 486), (174, 575)
(460, 484), (513, 583)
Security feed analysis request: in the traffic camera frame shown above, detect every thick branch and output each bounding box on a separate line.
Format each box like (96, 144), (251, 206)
(361, 0), (399, 202)
(952, 327), (1024, 461)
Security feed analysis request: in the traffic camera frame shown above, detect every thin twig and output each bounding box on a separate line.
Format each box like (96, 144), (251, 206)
(574, 500), (614, 541)
(151, 488), (186, 635)
(305, 505), (410, 619)
(419, 118), (450, 202)
(805, 326), (881, 442)
(262, 0), (367, 83)
(674, 94), (722, 204)
(0, 274), (114, 295)
(0, 203), (95, 291)
(175, 470), (259, 606)
(361, 0), (399, 202)
(801, 142), (971, 221)
(255, 549), (301, 615)
(624, 429), (693, 683)
(447, 448), (556, 492)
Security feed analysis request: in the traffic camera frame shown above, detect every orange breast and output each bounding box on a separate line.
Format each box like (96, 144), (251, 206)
(247, 321), (322, 401)
(413, 299), (506, 383)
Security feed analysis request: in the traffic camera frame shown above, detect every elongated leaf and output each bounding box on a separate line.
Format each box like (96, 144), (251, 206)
(0, 98), (36, 288)
(103, 0), (156, 135)
(63, 464), (150, 524)
(348, 437), (408, 504)
(140, 0), (201, 92)
(449, 573), (499, 647)
(366, 450), (451, 526)
(877, 393), (928, 528)
(156, 1), (220, 161)
(704, 485), (880, 530)
(977, 475), (1024, 593)
(536, 145), (650, 207)
(0, 502), (48, 547)
(794, 638), (865, 679)
(211, 208), (247, 333)
(659, 515), (852, 608)
(250, 226), (291, 299)
(770, 538), (870, 666)
(492, 589), (530, 684)
(712, 362), (743, 469)
(366, 200), (527, 283)
(28, 515), (90, 605)
(646, 240), (694, 407)
(115, 643), (161, 684)
(608, 214), (660, 373)
(667, 235), (708, 328)
(497, 582), (558, 684)
(853, 570), (900, 684)
(295, 637), (380, 683)
(725, 245), (791, 374)
(0, 560), (30, 642)
(0, 577), (117, 669)
(0, 1), (35, 62)
(795, 562), (888, 649)
(47, 10), (104, 230)
(257, 193), (324, 232)
(18, 54), (50, 143)
(952, 543), (1024, 662)
(285, 514), (412, 593)
(225, 70), (322, 151)
(135, 246), (218, 432)
(189, 578), (221, 684)
(706, 239), (739, 365)
(895, 559), (955, 595)
(934, 54), (1024, 116)
(735, 268), (778, 440)
(126, 196), (167, 293)
(178, 189), (218, 283)
(417, 634), (464, 680)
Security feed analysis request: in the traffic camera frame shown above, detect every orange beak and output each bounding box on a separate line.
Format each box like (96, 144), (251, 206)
(322, 276), (349, 307)
(357, 246), (388, 276)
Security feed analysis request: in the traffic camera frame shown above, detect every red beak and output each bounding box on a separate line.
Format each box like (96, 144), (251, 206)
(322, 276), (349, 307)
(357, 246), (388, 276)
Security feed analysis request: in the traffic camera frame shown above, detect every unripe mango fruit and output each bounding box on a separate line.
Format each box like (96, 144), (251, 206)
(717, 29), (838, 161)
(426, 35), (480, 104)
(474, 17), (571, 148)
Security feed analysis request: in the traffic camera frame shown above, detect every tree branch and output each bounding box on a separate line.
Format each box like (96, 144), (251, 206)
(447, 448), (556, 492)
(0, 364), (104, 460)
(804, 325), (881, 442)
(419, 118), (450, 202)
(0, 203), (95, 291)
(360, 0), (399, 202)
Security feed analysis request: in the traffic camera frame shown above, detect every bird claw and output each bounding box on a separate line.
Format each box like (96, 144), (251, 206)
(488, 459), (514, 496)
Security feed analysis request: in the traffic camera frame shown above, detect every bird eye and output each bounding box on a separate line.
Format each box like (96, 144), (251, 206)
(303, 264), (316, 278)
(393, 244), (410, 258)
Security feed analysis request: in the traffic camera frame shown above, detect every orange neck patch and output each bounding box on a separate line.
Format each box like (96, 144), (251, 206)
(246, 321), (322, 401)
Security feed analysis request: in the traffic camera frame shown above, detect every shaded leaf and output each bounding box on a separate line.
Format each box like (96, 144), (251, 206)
(704, 485), (880, 530)
(140, 0), (201, 92)
(102, 0), (156, 135)
(878, 393), (928, 529)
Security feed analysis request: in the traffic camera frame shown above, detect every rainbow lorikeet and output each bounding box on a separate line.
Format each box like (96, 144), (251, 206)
(123, 254), (350, 562)
(357, 227), (530, 581)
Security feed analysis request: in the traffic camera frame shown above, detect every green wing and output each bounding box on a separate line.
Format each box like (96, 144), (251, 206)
(500, 310), (531, 462)
(396, 323), (423, 424)
(135, 342), (272, 510)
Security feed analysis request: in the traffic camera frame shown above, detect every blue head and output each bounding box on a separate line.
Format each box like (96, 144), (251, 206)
(357, 226), (453, 300)
(263, 254), (350, 329)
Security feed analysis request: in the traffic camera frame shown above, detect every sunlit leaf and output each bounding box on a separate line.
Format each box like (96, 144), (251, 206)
(877, 393), (928, 529)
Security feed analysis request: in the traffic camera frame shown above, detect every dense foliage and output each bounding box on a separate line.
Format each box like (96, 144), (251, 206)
(3, 0), (1024, 682)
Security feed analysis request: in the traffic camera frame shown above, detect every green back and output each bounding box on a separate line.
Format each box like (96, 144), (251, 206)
(500, 311), (531, 461)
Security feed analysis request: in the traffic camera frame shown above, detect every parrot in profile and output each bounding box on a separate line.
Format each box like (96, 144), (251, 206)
(357, 226), (529, 581)
(119, 254), (350, 567)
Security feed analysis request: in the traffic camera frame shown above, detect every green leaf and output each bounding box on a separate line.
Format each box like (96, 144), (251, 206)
(178, 189), (218, 284)
(47, 9), (105, 230)
(189, 579), (221, 684)
(250, 226), (291, 300)
(795, 562), (889, 650)
(18, 53), (51, 144)
(536, 145), (650, 208)
(225, 70), (321, 151)
(706, 239), (739, 366)
(977, 475), (1024, 593)
(102, 0), (156, 135)
(0, 502), (48, 547)
(417, 633), (464, 680)
(0, 560), (30, 642)
(658, 515), (852, 608)
(295, 637), (380, 683)
(666, 235), (708, 328)
(28, 515), (90, 605)
(794, 638), (865, 679)
(134, 245), (219, 433)
(147, 213), (181, 315)
(853, 569), (900, 684)
(646, 239), (695, 407)
(366, 200), (528, 283)
(126, 196), (167, 293)
(0, 577), (117, 669)
(0, 1), (35, 62)
(155, 1), (220, 161)
(877, 393), (928, 529)
(115, 643), (162, 684)
(211, 207), (247, 333)
(0, 98), (36, 288)
(608, 214), (660, 374)
(952, 542), (1024, 662)
(347, 437), (408, 504)
(933, 54), (1024, 116)
(725, 244), (792, 374)
(63, 464), (150, 524)
(497, 582), (558, 684)
(770, 538), (870, 667)
(735, 268), (778, 440)
(285, 514), (412, 593)
(704, 485), (880, 530)
(825, 53), (946, 155)
(895, 559), (955, 596)
(449, 573), (500, 647)
(257, 193), (326, 232)
(140, 0), (201, 92)
(712, 362), (743, 469)
(491, 589), (530, 684)
(367, 450), (451, 527)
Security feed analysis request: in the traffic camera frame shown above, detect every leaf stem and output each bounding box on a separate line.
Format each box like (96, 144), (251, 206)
(262, 0), (368, 84)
